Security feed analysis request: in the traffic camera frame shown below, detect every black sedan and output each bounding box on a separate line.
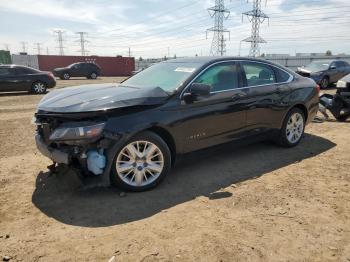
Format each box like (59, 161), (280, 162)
(53, 62), (101, 80)
(34, 57), (319, 191)
(296, 60), (350, 89)
(0, 65), (56, 94)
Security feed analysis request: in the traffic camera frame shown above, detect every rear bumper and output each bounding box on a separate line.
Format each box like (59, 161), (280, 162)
(35, 134), (69, 164)
(47, 78), (56, 89)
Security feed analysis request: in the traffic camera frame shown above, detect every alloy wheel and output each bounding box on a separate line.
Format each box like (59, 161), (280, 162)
(33, 82), (46, 94)
(91, 73), (97, 79)
(63, 73), (70, 80)
(116, 141), (164, 187)
(286, 112), (304, 144)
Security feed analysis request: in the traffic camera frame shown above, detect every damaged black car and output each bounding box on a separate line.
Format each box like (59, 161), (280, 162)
(34, 57), (319, 191)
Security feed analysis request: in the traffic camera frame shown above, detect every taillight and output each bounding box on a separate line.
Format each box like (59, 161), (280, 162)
(316, 84), (321, 93)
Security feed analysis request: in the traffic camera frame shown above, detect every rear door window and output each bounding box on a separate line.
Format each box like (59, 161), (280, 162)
(241, 62), (276, 87)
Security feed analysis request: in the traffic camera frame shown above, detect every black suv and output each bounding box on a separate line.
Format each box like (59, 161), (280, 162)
(0, 65), (56, 94)
(53, 62), (101, 80)
(34, 57), (319, 191)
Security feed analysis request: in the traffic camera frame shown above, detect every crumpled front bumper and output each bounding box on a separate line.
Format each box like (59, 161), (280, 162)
(35, 134), (70, 164)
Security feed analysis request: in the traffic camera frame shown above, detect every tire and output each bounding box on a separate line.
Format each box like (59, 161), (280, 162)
(335, 114), (350, 122)
(63, 73), (70, 80)
(110, 131), (171, 192)
(275, 108), (306, 147)
(89, 72), (98, 79)
(31, 81), (47, 94)
(320, 76), (329, 89)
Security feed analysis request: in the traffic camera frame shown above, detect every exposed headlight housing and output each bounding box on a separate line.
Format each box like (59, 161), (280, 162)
(49, 122), (105, 141)
(337, 80), (347, 88)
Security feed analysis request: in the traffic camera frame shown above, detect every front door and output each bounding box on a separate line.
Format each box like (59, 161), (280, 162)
(177, 61), (250, 153)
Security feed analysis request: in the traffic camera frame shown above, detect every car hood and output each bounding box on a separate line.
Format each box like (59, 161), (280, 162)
(37, 83), (169, 113)
(53, 67), (67, 72)
(340, 73), (350, 82)
(297, 67), (324, 74)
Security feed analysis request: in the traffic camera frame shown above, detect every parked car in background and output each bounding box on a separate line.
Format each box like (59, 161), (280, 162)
(34, 57), (319, 191)
(296, 60), (350, 89)
(53, 62), (101, 80)
(0, 65), (56, 94)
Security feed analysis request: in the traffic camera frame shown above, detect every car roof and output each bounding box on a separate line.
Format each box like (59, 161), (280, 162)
(163, 56), (270, 64)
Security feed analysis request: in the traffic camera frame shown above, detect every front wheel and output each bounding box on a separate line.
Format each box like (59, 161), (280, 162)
(275, 108), (305, 147)
(63, 73), (70, 80)
(110, 131), (171, 192)
(320, 76), (329, 89)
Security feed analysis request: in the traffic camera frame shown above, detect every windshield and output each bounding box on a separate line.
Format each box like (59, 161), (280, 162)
(305, 61), (330, 71)
(121, 62), (202, 92)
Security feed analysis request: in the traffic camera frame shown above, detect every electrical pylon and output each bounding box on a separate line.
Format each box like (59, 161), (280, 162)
(206, 0), (230, 56)
(242, 0), (269, 57)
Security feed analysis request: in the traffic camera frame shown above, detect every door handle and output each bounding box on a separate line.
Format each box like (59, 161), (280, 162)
(232, 93), (246, 100)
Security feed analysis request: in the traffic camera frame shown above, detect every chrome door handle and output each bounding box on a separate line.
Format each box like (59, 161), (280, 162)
(232, 93), (246, 100)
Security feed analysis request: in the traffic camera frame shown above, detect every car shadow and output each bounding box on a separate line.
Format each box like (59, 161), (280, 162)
(32, 133), (336, 227)
(0, 91), (34, 97)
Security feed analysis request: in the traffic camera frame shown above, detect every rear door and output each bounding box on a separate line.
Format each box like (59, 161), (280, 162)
(14, 67), (37, 90)
(240, 61), (292, 131)
(177, 61), (250, 152)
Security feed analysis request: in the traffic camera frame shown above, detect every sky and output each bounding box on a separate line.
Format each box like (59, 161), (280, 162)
(0, 0), (349, 58)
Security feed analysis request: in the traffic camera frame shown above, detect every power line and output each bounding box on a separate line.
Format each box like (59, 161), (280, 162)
(54, 30), (65, 56)
(242, 0), (269, 57)
(206, 0), (230, 56)
(76, 32), (89, 56)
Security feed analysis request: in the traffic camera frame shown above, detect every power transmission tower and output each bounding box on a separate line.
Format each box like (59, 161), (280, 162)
(206, 0), (230, 56)
(20, 41), (27, 53)
(46, 47), (49, 55)
(76, 32), (89, 56)
(54, 30), (65, 56)
(34, 43), (42, 55)
(242, 0), (269, 57)
(4, 44), (9, 51)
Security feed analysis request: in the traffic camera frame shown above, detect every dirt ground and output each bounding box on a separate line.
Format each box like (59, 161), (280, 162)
(0, 78), (349, 262)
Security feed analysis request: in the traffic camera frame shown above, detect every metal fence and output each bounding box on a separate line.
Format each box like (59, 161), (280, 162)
(11, 54), (39, 69)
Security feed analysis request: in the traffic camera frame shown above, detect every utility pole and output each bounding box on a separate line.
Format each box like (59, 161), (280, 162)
(34, 43), (42, 55)
(54, 30), (65, 56)
(76, 32), (88, 56)
(206, 0), (230, 56)
(20, 41), (27, 53)
(128, 47), (131, 57)
(242, 0), (269, 57)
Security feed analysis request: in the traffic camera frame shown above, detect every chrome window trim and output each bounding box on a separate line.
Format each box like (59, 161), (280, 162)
(180, 59), (294, 98)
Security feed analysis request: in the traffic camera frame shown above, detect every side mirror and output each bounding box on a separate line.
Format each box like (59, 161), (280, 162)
(189, 83), (211, 97)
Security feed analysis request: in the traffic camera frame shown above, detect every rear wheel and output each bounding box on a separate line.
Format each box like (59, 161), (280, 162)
(31, 81), (47, 94)
(275, 108), (305, 147)
(88, 72), (98, 79)
(320, 76), (329, 89)
(111, 131), (171, 191)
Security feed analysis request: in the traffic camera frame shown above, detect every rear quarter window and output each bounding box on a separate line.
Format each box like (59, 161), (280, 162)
(274, 67), (292, 83)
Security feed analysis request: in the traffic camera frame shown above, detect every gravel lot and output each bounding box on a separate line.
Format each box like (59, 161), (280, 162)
(0, 77), (349, 261)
